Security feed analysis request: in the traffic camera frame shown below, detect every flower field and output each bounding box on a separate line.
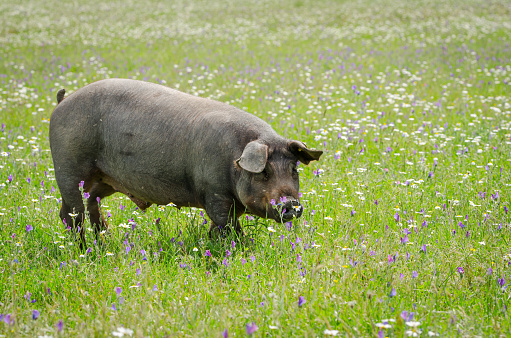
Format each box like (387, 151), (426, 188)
(1, 0), (510, 336)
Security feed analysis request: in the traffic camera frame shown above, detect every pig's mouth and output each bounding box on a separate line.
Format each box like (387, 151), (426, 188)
(269, 198), (304, 222)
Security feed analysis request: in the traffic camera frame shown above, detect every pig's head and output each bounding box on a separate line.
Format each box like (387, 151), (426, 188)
(235, 139), (322, 223)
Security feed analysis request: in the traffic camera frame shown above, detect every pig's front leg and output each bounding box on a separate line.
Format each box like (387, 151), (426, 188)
(205, 197), (244, 238)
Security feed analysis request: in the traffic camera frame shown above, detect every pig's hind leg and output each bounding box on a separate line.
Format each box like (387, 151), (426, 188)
(87, 180), (116, 238)
(55, 172), (93, 250)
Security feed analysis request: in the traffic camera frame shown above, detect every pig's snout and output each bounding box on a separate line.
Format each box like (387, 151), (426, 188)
(279, 199), (303, 221)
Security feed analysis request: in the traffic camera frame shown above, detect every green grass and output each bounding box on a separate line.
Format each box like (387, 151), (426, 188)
(1, 0), (511, 336)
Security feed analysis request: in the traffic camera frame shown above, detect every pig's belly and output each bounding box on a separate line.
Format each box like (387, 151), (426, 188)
(99, 170), (203, 209)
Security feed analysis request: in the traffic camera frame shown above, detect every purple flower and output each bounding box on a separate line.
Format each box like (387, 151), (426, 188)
(298, 296), (306, 307)
(421, 244), (427, 253)
(394, 212), (400, 222)
(222, 329), (228, 338)
(205, 250), (212, 257)
(231, 241), (236, 249)
(222, 259), (228, 267)
(458, 221), (465, 229)
(3, 314), (13, 325)
(115, 287), (122, 296)
(136, 268), (141, 275)
(111, 303), (117, 311)
(26, 224), (33, 232)
(241, 258), (246, 265)
(32, 310), (40, 320)
(488, 268), (493, 275)
(246, 322), (258, 335)
(504, 206), (508, 214)
(400, 235), (409, 244)
(412, 271), (418, 278)
(83, 192), (90, 199)
(226, 249), (231, 257)
(389, 288), (397, 297)
(351, 209), (356, 216)
(57, 319), (63, 331)
(497, 277), (506, 287)
(8, 174), (13, 182)
(297, 254), (302, 263)
(457, 267), (465, 275)
(374, 199), (378, 205)
(250, 255), (255, 262)
(79, 181), (84, 188)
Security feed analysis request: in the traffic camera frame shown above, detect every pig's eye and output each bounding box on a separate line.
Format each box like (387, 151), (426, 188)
(292, 166), (299, 177)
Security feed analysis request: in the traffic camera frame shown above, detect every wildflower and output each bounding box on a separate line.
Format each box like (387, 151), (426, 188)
(222, 329), (228, 338)
(112, 327), (134, 337)
(394, 212), (400, 222)
(205, 250), (212, 257)
(412, 271), (418, 278)
(32, 310), (40, 320)
(246, 322), (258, 335)
(389, 288), (397, 297)
(83, 192), (90, 199)
(115, 287), (122, 296)
(111, 303), (117, 311)
(323, 329), (339, 336)
(26, 224), (33, 232)
(351, 209), (355, 216)
(421, 244), (427, 253)
(405, 321), (422, 337)
(57, 319), (63, 331)
(457, 267), (465, 276)
(226, 249), (231, 257)
(298, 296), (306, 307)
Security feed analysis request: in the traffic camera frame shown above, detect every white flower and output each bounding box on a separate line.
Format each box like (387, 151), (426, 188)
(112, 327), (134, 337)
(405, 330), (422, 337)
(323, 329), (339, 336)
(106, 252), (114, 256)
(376, 322), (392, 329)
(405, 321), (421, 327)
(192, 247), (199, 252)
(267, 226), (276, 232)
(269, 325), (279, 330)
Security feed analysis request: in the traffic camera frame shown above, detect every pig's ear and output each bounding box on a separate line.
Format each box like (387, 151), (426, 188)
(289, 140), (323, 165)
(236, 141), (268, 173)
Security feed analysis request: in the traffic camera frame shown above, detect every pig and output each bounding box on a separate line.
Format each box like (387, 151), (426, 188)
(49, 79), (322, 246)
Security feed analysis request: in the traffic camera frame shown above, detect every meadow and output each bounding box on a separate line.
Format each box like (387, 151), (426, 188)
(1, 0), (511, 336)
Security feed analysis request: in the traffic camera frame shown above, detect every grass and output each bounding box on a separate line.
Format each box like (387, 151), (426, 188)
(1, 0), (511, 336)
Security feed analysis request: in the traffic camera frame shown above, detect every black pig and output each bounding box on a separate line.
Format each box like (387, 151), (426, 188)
(49, 79), (322, 245)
